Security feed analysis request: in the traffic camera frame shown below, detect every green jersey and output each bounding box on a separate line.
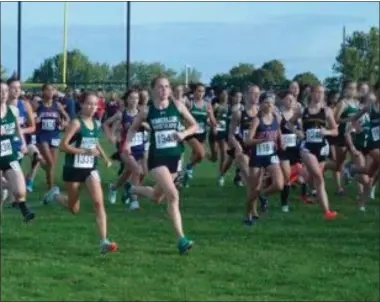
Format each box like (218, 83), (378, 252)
(64, 118), (101, 169)
(0, 106), (18, 165)
(338, 101), (360, 137)
(353, 113), (370, 148)
(214, 104), (229, 134)
(190, 101), (208, 135)
(147, 101), (182, 157)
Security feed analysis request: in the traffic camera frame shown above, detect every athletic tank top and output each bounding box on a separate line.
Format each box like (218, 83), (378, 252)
(13, 99), (27, 150)
(302, 107), (327, 148)
(64, 118), (100, 169)
(120, 110), (145, 154)
(214, 104), (229, 133)
(338, 101), (360, 136)
(239, 109), (254, 141)
(0, 106), (18, 164)
(254, 113), (279, 156)
(280, 113), (300, 149)
(147, 100), (182, 157)
(190, 101), (208, 135)
(36, 101), (60, 134)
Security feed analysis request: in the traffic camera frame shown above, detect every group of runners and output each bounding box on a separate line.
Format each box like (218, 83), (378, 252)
(0, 75), (379, 254)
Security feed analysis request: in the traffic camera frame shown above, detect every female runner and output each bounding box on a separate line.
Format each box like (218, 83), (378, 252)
(0, 80), (35, 222)
(42, 92), (117, 253)
(123, 76), (198, 254)
(244, 92), (284, 224)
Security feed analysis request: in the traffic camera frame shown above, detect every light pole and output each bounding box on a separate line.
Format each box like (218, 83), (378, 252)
(17, 2), (22, 79)
(125, 2), (131, 88)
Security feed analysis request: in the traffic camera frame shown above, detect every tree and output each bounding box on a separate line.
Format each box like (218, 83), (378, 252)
(1, 65), (7, 79)
(324, 76), (341, 92)
(333, 27), (379, 85)
(29, 49), (110, 84)
(210, 73), (232, 92)
(293, 72), (320, 87)
(229, 63), (254, 77)
(173, 67), (202, 87)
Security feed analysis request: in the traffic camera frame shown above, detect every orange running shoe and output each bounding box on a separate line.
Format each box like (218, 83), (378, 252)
(324, 210), (338, 220)
(101, 241), (118, 254)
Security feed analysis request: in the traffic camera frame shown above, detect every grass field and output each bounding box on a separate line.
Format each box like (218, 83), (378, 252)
(1, 141), (379, 301)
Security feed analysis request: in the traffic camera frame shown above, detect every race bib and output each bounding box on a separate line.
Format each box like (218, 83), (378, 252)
(243, 130), (249, 140)
(235, 127), (240, 135)
(42, 119), (56, 131)
(283, 134), (297, 148)
(216, 121), (226, 132)
(131, 132), (144, 147)
(320, 144), (330, 156)
(31, 135), (37, 145)
(0, 139), (13, 157)
(74, 153), (95, 169)
(51, 138), (60, 147)
(196, 122), (205, 134)
(306, 129), (323, 143)
(371, 126), (380, 141)
(256, 141), (275, 156)
(155, 130), (177, 149)
(270, 155), (279, 165)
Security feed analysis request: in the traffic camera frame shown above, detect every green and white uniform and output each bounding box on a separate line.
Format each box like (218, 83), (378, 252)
(353, 113), (371, 153)
(367, 103), (380, 150)
(147, 101), (182, 173)
(186, 101), (208, 142)
(62, 118), (101, 182)
(337, 101), (360, 146)
(0, 106), (19, 171)
(214, 104), (229, 141)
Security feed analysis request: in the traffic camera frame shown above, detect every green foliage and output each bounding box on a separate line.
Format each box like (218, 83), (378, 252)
(292, 72), (320, 87)
(0, 65), (7, 79)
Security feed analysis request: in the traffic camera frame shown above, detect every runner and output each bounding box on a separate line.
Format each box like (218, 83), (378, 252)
(42, 91), (117, 253)
(123, 75), (197, 254)
(0, 80), (35, 222)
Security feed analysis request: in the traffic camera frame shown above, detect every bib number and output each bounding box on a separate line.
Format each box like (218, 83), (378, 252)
(0, 139), (13, 157)
(320, 144), (330, 156)
(155, 130), (177, 149)
(131, 132), (144, 147)
(371, 126), (380, 141)
(306, 129), (323, 143)
(74, 154), (95, 169)
(283, 134), (297, 148)
(256, 141), (274, 156)
(42, 119), (56, 131)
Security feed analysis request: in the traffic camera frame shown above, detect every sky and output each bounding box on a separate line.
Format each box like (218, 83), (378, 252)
(1, 1), (379, 82)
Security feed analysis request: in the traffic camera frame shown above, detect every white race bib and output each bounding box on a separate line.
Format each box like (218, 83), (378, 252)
(0, 139), (13, 157)
(243, 130), (249, 140)
(74, 153), (95, 169)
(51, 138), (60, 147)
(196, 122), (205, 134)
(216, 121), (226, 132)
(235, 127), (240, 135)
(42, 119), (56, 131)
(320, 144), (330, 156)
(283, 134), (297, 148)
(256, 141), (275, 156)
(131, 132), (144, 147)
(155, 130), (177, 149)
(31, 135), (37, 145)
(371, 126), (380, 141)
(306, 129), (323, 143)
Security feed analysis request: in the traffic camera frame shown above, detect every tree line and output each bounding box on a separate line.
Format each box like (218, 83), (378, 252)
(1, 27), (378, 93)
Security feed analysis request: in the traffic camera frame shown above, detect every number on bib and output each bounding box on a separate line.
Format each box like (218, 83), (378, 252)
(283, 134), (297, 148)
(155, 130), (177, 149)
(306, 129), (323, 143)
(131, 132), (144, 147)
(371, 126), (380, 141)
(0, 139), (13, 157)
(256, 141), (274, 156)
(51, 138), (60, 147)
(42, 119), (56, 131)
(74, 154), (95, 168)
(320, 144), (330, 156)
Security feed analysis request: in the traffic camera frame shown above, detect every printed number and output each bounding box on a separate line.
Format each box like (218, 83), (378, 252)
(372, 126), (380, 141)
(41, 119), (56, 131)
(0, 139), (13, 157)
(320, 144), (330, 156)
(51, 138), (60, 147)
(155, 130), (177, 149)
(256, 141), (274, 156)
(74, 154), (95, 169)
(306, 129), (323, 143)
(283, 134), (297, 148)
(131, 132), (144, 147)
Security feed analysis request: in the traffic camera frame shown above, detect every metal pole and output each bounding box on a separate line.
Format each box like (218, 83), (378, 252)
(62, 2), (68, 86)
(126, 2), (131, 88)
(17, 2), (22, 79)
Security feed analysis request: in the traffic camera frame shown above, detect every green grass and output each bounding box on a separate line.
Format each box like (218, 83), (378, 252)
(1, 142), (379, 301)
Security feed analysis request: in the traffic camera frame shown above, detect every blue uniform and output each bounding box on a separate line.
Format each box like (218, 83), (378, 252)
(249, 113), (280, 168)
(12, 99), (27, 160)
(36, 101), (61, 148)
(120, 110), (145, 161)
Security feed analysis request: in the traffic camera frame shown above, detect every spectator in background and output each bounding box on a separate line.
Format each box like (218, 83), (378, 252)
(104, 92), (120, 119)
(95, 88), (106, 121)
(62, 88), (77, 120)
